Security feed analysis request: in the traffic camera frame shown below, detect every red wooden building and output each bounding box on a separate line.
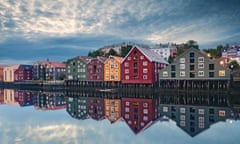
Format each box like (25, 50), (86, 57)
(121, 45), (168, 84)
(14, 90), (33, 107)
(14, 65), (33, 81)
(87, 56), (107, 81)
(121, 98), (157, 134)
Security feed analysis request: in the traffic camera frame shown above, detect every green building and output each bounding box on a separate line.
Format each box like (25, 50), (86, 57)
(65, 56), (91, 80)
(159, 48), (231, 88)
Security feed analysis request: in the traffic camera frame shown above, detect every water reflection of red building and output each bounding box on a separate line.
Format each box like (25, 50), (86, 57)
(122, 98), (159, 134)
(0, 89), (4, 104)
(14, 90), (33, 106)
(88, 97), (105, 121)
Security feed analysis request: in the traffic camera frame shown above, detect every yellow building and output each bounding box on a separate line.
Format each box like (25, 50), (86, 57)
(4, 89), (19, 106)
(104, 56), (123, 81)
(3, 65), (19, 82)
(104, 98), (121, 123)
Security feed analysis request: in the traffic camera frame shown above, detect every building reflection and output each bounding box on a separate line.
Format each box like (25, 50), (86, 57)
(104, 98), (121, 124)
(0, 89), (4, 104)
(3, 89), (33, 106)
(33, 91), (66, 111)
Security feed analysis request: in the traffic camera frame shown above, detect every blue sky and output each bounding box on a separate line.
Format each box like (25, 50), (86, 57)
(0, 0), (240, 64)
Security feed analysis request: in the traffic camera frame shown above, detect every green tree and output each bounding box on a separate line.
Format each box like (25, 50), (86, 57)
(106, 48), (118, 57)
(88, 50), (104, 57)
(59, 72), (66, 80)
(185, 40), (199, 49)
(228, 60), (240, 70)
(167, 56), (174, 64)
(120, 45), (132, 57)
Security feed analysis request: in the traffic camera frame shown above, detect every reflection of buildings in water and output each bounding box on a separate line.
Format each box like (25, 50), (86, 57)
(121, 97), (159, 134)
(159, 105), (232, 137)
(0, 89), (4, 104)
(104, 98), (121, 124)
(33, 92), (66, 111)
(14, 90), (33, 106)
(3, 89), (19, 106)
(88, 97), (105, 121)
(66, 97), (89, 120)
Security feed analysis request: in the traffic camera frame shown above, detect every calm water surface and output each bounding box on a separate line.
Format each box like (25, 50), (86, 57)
(0, 88), (239, 144)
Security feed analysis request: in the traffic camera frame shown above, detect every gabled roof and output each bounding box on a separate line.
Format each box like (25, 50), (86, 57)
(77, 56), (92, 63)
(107, 55), (124, 63)
(50, 62), (66, 68)
(19, 65), (33, 70)
(123, 45), (169, 64)
(88, 56), (107, 64)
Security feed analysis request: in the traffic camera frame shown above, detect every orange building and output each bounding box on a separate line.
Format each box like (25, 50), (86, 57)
(104, 56), (123, 81)
(0, 65), (6, 81)
(104, 98), (121, 123)
(0, 89), (4, 104)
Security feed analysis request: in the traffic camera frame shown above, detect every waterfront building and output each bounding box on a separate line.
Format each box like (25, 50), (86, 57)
(150, 43), (177, 61)
(222, 43), (240, 63)
(3, 89), (19, 105)
(0, 65), (6, 81)
(65, 56), (91, 80)
(121, 45), (168, 84)
(87, 56), (107, 81)
(3, 65), (19, 82)
(0, 89), (4, 104)
(121, 98), (156, 134)
(33, 60), (66, 80)
(104, 56), (123, 82)
(88, 97), (105, 121)
(159, 104), (232, 137)
(159, 48), (231, 88)
(66, 97), (89, 120)
(104, 98), (121, 123)
(14, 65), (33, 81)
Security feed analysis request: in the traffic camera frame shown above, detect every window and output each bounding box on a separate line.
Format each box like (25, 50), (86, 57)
(199, 117), (204, 122)
(198, 63), (204, 69)
(198, 71), (204, 77)
(199, 109), (205, 115)
(219, 110), (226, 116)
(163, 107), (168, 112)
(209, 72), (214, 78)
(143, 61), (148, 66)
(171, 72), (176, 78)
(180, 108), (185, 113)
(171, 65), (176, 71)
(125, 101), (130, 106)
(134, 69), (138, 73)
(143, 103), (148, 107)
(124, 62), (129, 67)
(190, 65), (195, 71)
(128, 57), (131, 60)
(180, 71), (185, 77)
(143, 75), (148, 79)
(180, 64), (185, 69)
(180, 121), (186, 127)
(125, 69), (129, 74)
(125, 114), (129, 119)
(125, 75), (129, 80)
(143, 116), (148, 121)
(134, 62), (138, 67)
(190, 58), (195, 63)
(140, 55), (144, 60)
(180, 58), (185, 63)
(209, 64), (214, 70)
(163, 71), (168, 77)
(219, 70), (225, 76)
(180, 115), (185, 120)
(143, 68), (148, 73)
(143, 109), (148, 114)
(125, 107), (129, 112)
(190, 72), (195, 78)
(198, 57), (204, 63)
(190, 52), (195, 57)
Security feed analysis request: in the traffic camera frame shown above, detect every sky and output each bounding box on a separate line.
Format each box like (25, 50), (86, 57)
(0, 0), (240, 64)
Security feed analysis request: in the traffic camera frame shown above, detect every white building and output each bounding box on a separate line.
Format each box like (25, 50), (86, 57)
(150, 43), (177, 61)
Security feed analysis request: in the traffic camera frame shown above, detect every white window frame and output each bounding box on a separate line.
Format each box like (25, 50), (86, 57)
(198, 71), (204, 77)
(180, 64), (185, 70)
(180, 58), (185, 63)
(198, 63), (204, 69)
(219, 70), (225, 76)
(198, 57), (204, 63)
(163, 71), (168, 77)
(180, 71), (185, 77)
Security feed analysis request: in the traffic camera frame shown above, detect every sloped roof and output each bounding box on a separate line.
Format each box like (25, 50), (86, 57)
(20, 65), (33, 70)
(109, 55), (124, 63)
(50, 62), (66, 68)
(133, 45), (169, 64)
(77, 56), (92, 63)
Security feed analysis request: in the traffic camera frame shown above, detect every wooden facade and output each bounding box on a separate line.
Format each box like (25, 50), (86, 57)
(14, 65), (33, 81)
(66, 97), (89, 120)
(66, 56), (90, 81)
(88, 97), (105, 121)
(87, 56), (107, 81)
(121, 45), (168, 84)
(3, 65), (19, 82)
(104, 56), (123, 82)
(0, 65), (6, 81)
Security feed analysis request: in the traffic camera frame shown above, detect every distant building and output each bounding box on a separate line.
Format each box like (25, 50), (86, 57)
(14, 90), (33, 106)
(14, 65), (33, 81)
(0, 65), (6, 82)
(3, 65), (19, 82)
(87, 56), (107, 81)
(33, 60), (66, 80)
(222, 43), (240, 63)
(121, 45), (168, 84)
(160, 47), (231, 80)
(104, 56), (123, 82)
(65, 56), (90, 80)
(150, 43), (177, 61)
(104, 98), (121, 123)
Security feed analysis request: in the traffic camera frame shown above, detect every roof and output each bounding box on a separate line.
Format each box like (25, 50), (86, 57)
(34, 61), (65, 68)
(109, 55), (124, 63)
(4, 65), (20, 70)
(128, 45), (169, 64)
(77, 56), (92, 63)
(88, 56), (107, 63)
(20, 65), (33, 70)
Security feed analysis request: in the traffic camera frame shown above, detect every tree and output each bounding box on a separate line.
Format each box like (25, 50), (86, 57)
(167, 56), (174, 64)
(120, 45), (132, 57)
(185, 40), (199, 49)
(88, 50), (104, 57)
(228, 60), (240, 70)
(106, 48), (118, 57)
(59, 72), (66, 80)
